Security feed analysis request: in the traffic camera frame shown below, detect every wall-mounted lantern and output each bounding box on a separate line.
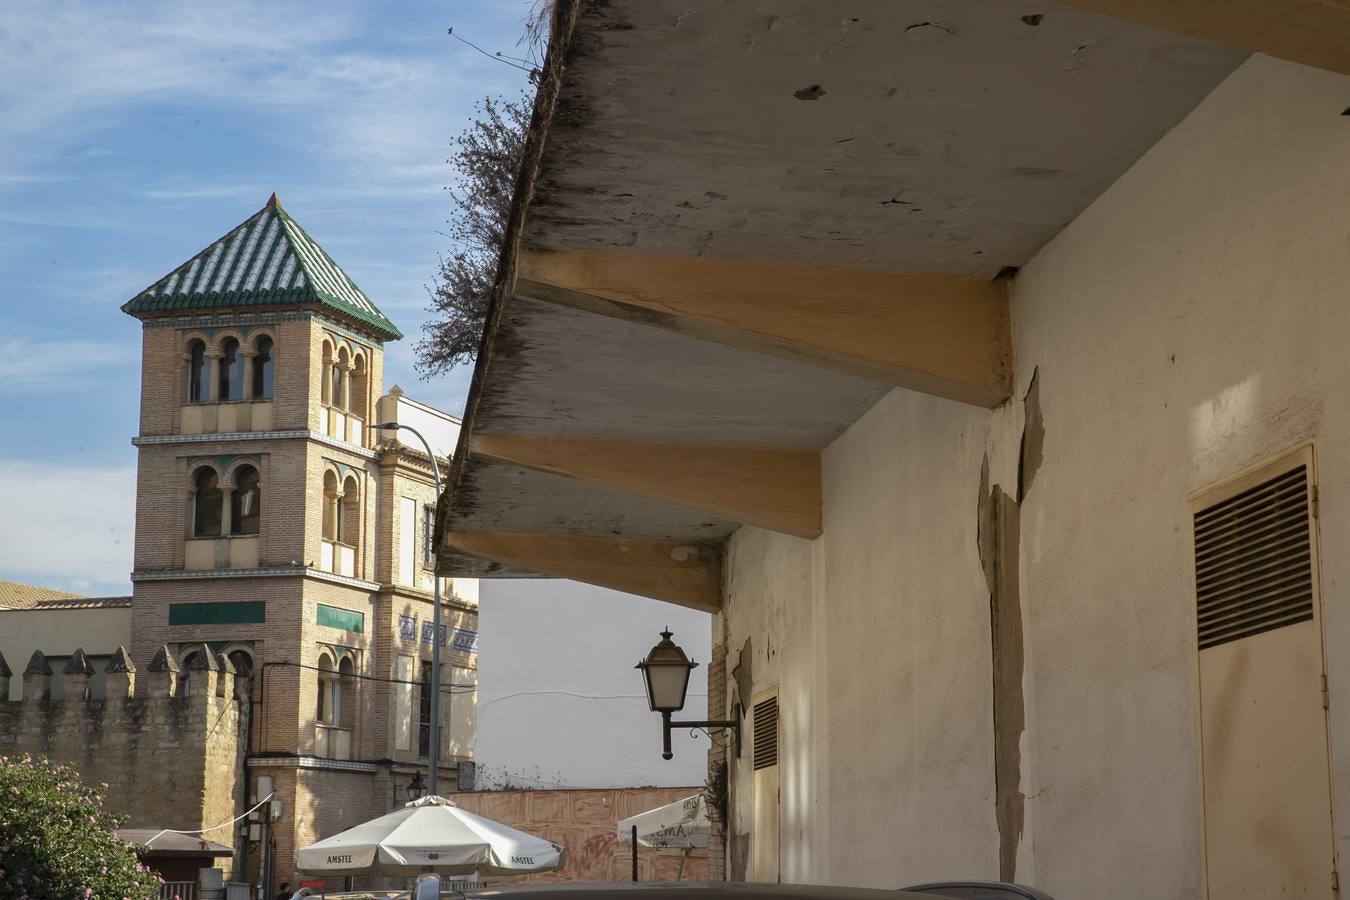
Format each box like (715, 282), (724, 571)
(636, 629), (741, 760)
(406, 770), (427, 803)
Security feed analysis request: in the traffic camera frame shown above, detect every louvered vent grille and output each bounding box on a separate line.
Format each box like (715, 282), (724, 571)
(1194, 465), (1314, 650)
(753, 697), (779, 770)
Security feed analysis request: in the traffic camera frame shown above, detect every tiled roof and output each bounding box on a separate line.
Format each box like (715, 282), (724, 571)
(122, 194), (402, 340)
(30, 596), (133, 611)
(0, 580), (85, 609)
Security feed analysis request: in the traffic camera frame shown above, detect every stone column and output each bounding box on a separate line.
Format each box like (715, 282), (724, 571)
(340, 363), (353, 411)
(0, 650), (11, 700)
(239, 348), (257, 401)
(220, 484), (236, 537)
(206, 351), (223, 402)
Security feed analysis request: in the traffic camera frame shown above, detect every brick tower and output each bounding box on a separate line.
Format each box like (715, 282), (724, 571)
(121, 194), (479, 890)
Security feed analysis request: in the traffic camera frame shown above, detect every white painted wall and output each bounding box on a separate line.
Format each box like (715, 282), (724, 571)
(1, 606), (132, 701)
(720, 54), (1350, 897)
(474, 578), (711, 789)
(378, 388), (462, 460)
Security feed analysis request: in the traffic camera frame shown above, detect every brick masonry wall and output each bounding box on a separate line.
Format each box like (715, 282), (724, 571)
(450, 788), (709, 883)
(706, 640), (727, 882)
(0, 661), (247, 848)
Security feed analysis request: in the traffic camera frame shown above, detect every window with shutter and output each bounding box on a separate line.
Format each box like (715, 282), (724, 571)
(1193, 464), (1314, 649)
(753, 696), (779, 770)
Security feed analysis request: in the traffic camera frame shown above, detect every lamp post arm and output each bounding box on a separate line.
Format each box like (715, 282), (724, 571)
(660, 707), (743, 760)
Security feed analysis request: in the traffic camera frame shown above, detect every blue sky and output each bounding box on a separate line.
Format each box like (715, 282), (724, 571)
(0, 0), (537, 595)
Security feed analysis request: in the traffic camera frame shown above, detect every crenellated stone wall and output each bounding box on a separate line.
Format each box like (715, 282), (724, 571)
(0, 643), (248, 849)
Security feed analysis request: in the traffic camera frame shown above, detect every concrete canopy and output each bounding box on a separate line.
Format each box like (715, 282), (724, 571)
(435, 0), (1255, 606)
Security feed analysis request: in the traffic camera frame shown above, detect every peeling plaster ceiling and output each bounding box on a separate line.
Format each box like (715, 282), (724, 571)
(528, 0), (1248, 276)
(440, 0), (1249, 567)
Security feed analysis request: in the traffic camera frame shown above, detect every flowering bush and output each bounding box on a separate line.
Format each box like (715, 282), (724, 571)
(0, 753), (161, 899)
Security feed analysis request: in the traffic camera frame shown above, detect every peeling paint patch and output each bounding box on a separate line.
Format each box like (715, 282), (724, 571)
(1063, 37), (1098, 71)
(793, 84), (826, 101)
(1020, 14), (1044, 27)
(978, 454), (1026, 882)
(730, 833), (750, 881)
(732, 637), (753, 711)
(904, 22), (954, 44)
(1018, 367), (1044, 502)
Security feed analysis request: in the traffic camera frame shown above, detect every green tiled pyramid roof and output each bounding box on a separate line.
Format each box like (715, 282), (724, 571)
(122, 194), (402, 340)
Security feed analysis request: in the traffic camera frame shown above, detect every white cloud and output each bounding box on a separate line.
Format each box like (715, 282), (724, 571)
(0, 459), (135, 595)
(0, 335), (139, 391)
(0, 0), (529, 198)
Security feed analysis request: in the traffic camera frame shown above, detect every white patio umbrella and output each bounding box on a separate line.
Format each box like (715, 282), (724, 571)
(295, 795), (565, 877)
(617, 794), (710, 849)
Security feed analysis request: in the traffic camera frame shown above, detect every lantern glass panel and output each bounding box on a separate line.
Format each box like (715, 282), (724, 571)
(644, 662), (691, 713)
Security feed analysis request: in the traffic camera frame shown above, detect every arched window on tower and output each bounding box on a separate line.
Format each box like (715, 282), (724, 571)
(231, 465), (260, 535)
(187, 340), (208, 403)
(338, 655), (356, 730)
(219, 338), (242, 401)
(316, 652), (336, 726)
(342, 474), (360, 549)
(193, 467), (223, 537)
(251, 335), (274, 400)
(321, 342), (334, 406)
(323, 471), (340, 542)
(351, 353), (368, 421)
(334, 347), (350, 410)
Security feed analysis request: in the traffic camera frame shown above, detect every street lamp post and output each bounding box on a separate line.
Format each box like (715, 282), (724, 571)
(371, 422), (443, 797)
(636, 629), (741, 760)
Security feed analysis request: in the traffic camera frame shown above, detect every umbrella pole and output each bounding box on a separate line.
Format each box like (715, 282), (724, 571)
(632, 825), (638, 882)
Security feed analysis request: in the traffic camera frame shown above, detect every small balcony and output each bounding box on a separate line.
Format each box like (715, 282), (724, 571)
(184, 536), (258, 571)
(320, 540), (356, 577)
(320, 405), (365, 446)
(180, 400), (272, 436)
(315, 724), (352, 760)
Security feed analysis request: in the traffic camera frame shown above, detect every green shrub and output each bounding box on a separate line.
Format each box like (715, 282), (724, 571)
(0, 753), (162, 899)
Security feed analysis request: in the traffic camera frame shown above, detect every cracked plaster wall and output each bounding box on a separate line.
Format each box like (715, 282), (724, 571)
(716, 54), (1350, 898)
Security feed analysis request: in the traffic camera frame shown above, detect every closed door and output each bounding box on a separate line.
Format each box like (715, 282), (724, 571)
(1192, 448), (1335, 898)
(751, 692), (780, 882)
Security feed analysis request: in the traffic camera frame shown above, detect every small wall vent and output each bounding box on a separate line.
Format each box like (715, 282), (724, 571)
(1194, 464), (1314, 650)
(753, 696), (779, 770)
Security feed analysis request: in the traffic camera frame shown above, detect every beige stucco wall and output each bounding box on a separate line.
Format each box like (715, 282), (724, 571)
(0, 607), (132, 701)
(719, 54), (1350, 898)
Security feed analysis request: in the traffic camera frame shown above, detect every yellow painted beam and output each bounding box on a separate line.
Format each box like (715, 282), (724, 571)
(1057, 0), (1350, 76)
(515, 249), (1013, 408)
(442, 530), (722, 613)
(472, 433), (821, 539)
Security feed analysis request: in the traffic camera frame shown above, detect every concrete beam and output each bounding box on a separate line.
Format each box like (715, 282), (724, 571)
(1058, 0), (1350, 76)
(515, 249), (1013, 408)
(471, 434), (821, 539)
(441, 530), (722, 612)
